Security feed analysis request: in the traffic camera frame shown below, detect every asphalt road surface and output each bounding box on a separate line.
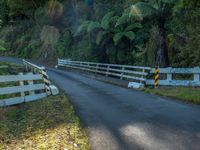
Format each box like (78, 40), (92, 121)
(1, 57), (200, 150)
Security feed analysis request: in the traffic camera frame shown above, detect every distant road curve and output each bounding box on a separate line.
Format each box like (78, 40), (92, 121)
(1, 57), (200, 150)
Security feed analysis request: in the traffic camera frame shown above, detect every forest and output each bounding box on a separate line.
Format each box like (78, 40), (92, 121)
(0, 0), (200, 67)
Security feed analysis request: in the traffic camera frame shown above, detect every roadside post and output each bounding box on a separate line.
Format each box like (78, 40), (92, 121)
(154, 66), (159, 88)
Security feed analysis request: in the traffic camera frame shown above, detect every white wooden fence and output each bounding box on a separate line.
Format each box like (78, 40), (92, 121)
(58, 59), (200, 87)
(58, 59), (151, 83)
(23, 59), (52, 95)
(146, 67), (200, 86)
(0, 73), (47, 107)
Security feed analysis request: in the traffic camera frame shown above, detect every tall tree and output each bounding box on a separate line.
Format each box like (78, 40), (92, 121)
(128, 0), (181, 67)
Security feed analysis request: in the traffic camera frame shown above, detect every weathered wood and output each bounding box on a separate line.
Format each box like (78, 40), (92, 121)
(25, 93), (47, 102)
(58, 59), (151, 70)
(65, 64), (146, 81)
(150, 67), (200, 74)
(59, 59), (149, 82)
(27, 73), (35, 95)
(0, 97), (24, 107)
(19, 73), (25, 97)
(58, 59), (200, 87)
(0, 84), (45, 95)
(0, 93), (47, 107)
(0, 74), (42, 83)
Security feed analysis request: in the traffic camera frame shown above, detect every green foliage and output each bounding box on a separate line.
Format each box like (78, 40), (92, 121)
(130, 2), (158, 20)
(101, 11), (114, 30)
(0, 40), (6, 51)
(0, 0), (199, 67)
(87, 22), (101, 32)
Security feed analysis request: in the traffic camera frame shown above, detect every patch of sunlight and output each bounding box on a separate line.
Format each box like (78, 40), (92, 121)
(120, 123), (185, 150)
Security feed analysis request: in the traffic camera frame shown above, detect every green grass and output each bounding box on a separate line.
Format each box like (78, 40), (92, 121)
(0, 93), (90, 150)
(145, 87), (200, 104)
(0, 62), (23, 75)
(0, 62), (24, 100)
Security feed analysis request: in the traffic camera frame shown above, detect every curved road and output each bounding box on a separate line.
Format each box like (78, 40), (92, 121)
(1, 57), (200, 150)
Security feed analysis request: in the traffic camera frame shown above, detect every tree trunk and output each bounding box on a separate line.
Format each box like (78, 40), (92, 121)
(156, 20), (169, 67)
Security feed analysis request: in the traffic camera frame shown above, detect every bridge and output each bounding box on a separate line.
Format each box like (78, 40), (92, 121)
(1, 57), (200, 150)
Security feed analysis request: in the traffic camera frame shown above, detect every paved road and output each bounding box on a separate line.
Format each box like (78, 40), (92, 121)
(1, 57), (200, 150)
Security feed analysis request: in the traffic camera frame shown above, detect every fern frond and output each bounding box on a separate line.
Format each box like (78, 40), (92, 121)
(101, 11), (114, 30)
(125, 23), (143, 32)
(77, 21), (90, 34)
(96, 31), (107, 45)
(113, 32), (124, 45)
(115, 13), (129, 27)
(87, 22), (101, 32)
(124, 31), (135, 40)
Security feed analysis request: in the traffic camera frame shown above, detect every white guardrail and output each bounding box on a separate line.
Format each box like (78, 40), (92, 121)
(23, 59), (52, 95)
(0, 73), (47, 107)
(147, 67), (200, 86)
(58, 59), (151, 82)
(58, 59), (200, 87)
(0, 60), (59, 107)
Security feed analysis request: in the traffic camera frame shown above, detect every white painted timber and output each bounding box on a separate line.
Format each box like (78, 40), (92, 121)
(58, 59), (200, 87)
(0, 84), (45, 95)
(0, 97), (24, 107)
(146, 80), (200, 86)
(0, 74), (42, 82)
(0, 93), (48, 107)
(25, 93), (47, 102)
(58, 59), (149, 83)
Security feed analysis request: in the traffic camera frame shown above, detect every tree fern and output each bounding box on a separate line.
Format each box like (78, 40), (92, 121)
(113, 32), (124, 45)
(77, 21), (90, 34)
(125, 23), (143, 32)
(115, 13), (130, 27)
(101, 11), (114, 30)
(96, 31), (107, 45)
(124, 31), (135, 40)
(130, 2), (158, 20)
(87, 22), (101, 32)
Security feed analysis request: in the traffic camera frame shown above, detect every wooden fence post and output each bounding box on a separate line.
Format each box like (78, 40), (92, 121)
(194, 67), (200, 82)
(120, 67), (125, 79)
(19, 73), (25, 99)
(106, 65), (110, 77)
(167, 67), (172, 81)
(27, 72), (35, 95)
(95, 64), (99, 74)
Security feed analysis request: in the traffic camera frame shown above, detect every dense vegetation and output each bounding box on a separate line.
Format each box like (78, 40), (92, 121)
(0, 0), (199, 67)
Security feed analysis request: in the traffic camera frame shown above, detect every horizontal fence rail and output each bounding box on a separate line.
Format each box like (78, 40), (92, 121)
(0, 73), (47, 107)
(146, 67), (200, 86)
(58, 59), (151, 83)
(58, 59), (200, 87)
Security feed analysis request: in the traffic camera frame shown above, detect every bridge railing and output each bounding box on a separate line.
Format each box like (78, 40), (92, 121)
(146, 67), (200, 86)
(58, 59), (200, 87)
(58, 59), (151, 83)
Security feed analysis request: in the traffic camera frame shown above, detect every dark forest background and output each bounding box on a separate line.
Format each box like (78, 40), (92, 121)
(0, 0), (199, 67)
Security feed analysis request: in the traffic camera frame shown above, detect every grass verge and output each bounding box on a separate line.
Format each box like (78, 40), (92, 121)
(0, 94), (90, 150)
(0, 62), (23, 75)
(145, 87), (200, 104)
